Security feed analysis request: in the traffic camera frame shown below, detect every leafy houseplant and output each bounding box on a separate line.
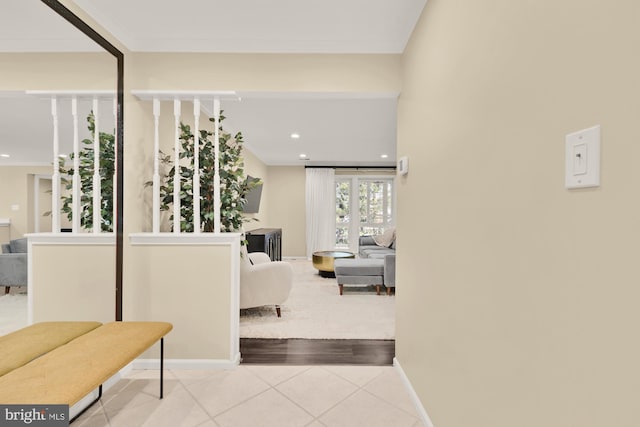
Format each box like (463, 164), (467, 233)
(150, 114), (259, 233)
(58, 112), (115, 232)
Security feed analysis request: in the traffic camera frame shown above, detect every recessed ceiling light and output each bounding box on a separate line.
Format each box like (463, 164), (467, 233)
(59, 154), (68, 158)
(0, 154), (9, 158)
(291, 133), (300, 139)
(381, 154), (389, 159)
(299, 153), (308, 159)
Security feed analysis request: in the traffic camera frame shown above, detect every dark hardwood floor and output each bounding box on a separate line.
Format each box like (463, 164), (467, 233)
(240, 338), (395, 365)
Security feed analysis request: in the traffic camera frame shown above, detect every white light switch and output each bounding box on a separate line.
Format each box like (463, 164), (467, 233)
(565, 125), (600, 189)
(572, 143), (587, 175)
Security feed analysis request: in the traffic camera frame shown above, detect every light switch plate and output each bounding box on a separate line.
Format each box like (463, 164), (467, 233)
(565, 125), (600, 189)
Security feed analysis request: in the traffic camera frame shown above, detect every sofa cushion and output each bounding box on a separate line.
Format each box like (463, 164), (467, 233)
(360, 247), (395, 258)
(334, 258), (384, 276)
(359, 236), (376, 246)
(9, 238), (27, 254)
(1, 243), (10, 254)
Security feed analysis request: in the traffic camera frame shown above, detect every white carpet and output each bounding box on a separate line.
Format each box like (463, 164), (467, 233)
(0, 291), (28, 336)
(240, 259), (395, 340)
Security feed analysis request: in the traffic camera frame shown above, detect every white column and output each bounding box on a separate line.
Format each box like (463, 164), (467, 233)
(71, 96), (80, 232)
(152, 98), (161, 233)
(173, 99), (181, 233)
(193, 98), (201, 233)
(51, 97), (60, 234)
(92, 97), (101, 233)
(213, 98), (221, 233)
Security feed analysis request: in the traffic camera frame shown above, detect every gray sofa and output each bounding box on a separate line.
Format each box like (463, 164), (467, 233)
(359, 235), (396, 289)
(0, 238), (28, 294)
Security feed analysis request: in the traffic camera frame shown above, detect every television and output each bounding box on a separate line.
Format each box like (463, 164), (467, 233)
(243, 176), (263, 213)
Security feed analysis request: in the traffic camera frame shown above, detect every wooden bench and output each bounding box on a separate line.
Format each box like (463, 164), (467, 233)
(0, 321), (172, 421)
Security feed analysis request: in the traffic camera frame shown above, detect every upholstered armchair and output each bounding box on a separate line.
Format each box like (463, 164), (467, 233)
(240, 251), (293, 317)
(0, 238), (28, 294)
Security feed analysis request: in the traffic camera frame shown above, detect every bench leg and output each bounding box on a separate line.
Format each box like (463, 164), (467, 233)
(376, 285), (381, 296)
(339, 284), (343, 296)
(4, 286), (9, 294)
(275, 305), (281, 317)
(160, 337), (164, 399)
(387, 287), (392, 296)
(70, 385), (102, 423)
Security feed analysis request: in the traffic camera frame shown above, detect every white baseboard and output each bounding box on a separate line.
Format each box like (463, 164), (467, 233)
(393, 357), (435, 427)
(133, 353), (241, 370)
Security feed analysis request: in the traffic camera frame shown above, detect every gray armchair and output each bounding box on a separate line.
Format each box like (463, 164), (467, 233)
(0, 238), (28, 294)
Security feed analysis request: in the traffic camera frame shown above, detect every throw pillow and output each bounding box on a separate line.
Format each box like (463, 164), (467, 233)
(373, 227), (395, 248)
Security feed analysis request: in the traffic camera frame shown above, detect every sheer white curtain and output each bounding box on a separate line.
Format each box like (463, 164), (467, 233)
(305, 168), (336, 258)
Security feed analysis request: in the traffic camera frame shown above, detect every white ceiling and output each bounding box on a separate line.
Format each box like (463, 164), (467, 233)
(74, 0), (426, 54)
(0, 0), (103, 52)
(0, 0), (426, 166)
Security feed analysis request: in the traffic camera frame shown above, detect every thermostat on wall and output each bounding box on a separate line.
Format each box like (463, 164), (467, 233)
(397, 156), (409, 176)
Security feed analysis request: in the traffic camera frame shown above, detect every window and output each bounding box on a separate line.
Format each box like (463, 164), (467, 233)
(336, 179), (351, 247)
(359, 179), (393, 237)
(335, 176), (395, 250)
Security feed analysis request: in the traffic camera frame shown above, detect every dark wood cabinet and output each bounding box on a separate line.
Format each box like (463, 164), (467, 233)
(246, 228), (282, 261)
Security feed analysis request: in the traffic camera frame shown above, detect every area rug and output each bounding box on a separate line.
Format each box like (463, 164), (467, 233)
(240, 259), (395, 340)
(0, 292), (28, 336)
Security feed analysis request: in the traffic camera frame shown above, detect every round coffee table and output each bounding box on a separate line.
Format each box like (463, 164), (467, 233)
(312, 250), (355, 278)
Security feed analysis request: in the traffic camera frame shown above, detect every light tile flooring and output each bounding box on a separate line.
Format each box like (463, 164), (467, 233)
(74, 365), (424, 427)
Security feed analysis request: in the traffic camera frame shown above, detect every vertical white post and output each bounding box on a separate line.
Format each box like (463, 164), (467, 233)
(112, 97), (117, 233)
(152, 98), (161, 233)
(71, 96), (80, 232)
(51, 97), (60, 234)
(213, 98), (221, 233)
(173, 99), (181, 233)
(193, 98), (201, 233)
(92, 97), (101, 233)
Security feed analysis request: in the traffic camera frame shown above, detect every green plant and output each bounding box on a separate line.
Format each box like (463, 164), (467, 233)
(148, 114), (259, 232)
(58, 112), (115, 232)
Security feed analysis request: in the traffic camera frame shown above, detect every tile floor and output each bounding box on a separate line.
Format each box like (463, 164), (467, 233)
(74, 365), (424, 427)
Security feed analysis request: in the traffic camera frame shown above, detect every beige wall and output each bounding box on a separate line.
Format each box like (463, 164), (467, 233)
(129, 53), (401, 93)
(0, 53), (115, 91)
(397, 1), (640, 427)
(0, 166), (52, 240)
(31, 242), (115, 324)
(126, 243), (233, 360)
(265, 166), (306, 257)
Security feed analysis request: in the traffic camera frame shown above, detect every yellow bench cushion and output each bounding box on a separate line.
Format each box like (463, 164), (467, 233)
(0, 321), (102, 377)
(0, 321), (173, 405)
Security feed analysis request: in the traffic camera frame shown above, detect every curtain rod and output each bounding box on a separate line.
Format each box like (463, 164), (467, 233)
(304, 165), (396, 170)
